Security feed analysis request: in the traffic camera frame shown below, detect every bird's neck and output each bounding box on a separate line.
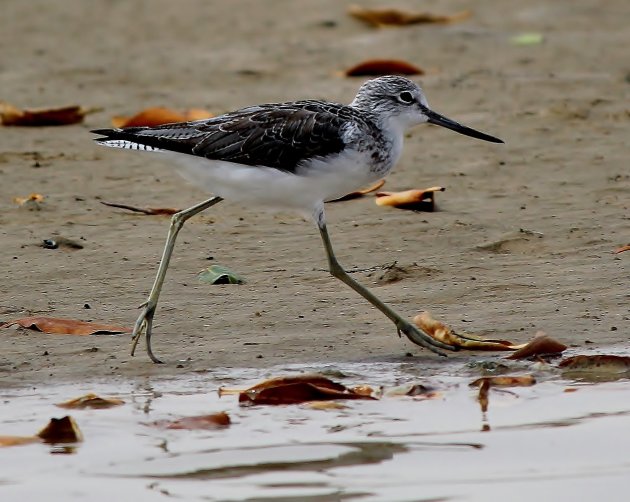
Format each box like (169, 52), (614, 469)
(373, 113), (406, 163)
(348, 102), (406, 169)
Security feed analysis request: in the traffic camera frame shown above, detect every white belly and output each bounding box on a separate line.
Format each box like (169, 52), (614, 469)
(166, 148), (385, 214)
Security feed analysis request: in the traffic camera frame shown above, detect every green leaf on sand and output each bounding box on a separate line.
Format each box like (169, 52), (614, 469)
(511, 33), (544, 46)
(197, 265), (245, 285)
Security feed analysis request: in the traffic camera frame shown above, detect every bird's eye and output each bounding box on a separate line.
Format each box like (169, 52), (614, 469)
(398, 91), (414, 104)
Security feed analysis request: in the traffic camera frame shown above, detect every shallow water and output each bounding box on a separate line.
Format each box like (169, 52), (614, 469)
(1, 355), (630, 502)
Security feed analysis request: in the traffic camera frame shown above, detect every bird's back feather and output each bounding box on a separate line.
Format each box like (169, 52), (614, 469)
(92, 101), (379, 172)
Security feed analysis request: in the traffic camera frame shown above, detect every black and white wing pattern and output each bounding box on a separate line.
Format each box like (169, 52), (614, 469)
(92, 101), (372, 172)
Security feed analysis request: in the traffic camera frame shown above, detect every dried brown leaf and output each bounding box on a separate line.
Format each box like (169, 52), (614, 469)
(413, 312), (563, 355)
(1, 316), (130, 335)
(614, 244), (630, 254)
(348, 5), (471, 27)
(239, 374), (347, 393)
(56, 393), (125, 410)
(413, 311), (515, 350)
(477, 378), (490, 413)
(184, 108), (215, 121)
(349, 384), (381, 398)
(13, 193), (45, 206)
(100, 201), (180, 216)
(36, 416), (83, 443)
(151, 411), (231, 430)
(236, 374), (377, 406)
(239, 382), (368, 405)
(506, 332), (567, 360)
(559, 355), (630, 374)
(112, 107), (184, 128)
(0, 103), (95, 126)
(219, 374), (343, 398)
(345, 59), (424, 77)
(112, 107), (214, 128)
(472, 376), (535, 414)
(0, 435), (40, 447)
(217, 387), (241, 397)
(470, 375), (536, 388)
(331, 179), (386, 201)
(0, 416), (82, 448)
(375, 187), (444, 211)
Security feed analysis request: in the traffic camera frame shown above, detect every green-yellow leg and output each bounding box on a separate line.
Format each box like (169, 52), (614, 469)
(131, 196), (223, 363)
(317, 218), (455, 356)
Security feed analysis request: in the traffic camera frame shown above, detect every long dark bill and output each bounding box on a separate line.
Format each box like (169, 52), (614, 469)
(425, 108), (504, 144)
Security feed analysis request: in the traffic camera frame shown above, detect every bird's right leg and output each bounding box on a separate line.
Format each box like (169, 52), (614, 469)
(131, 196), (224, 363)
(313, 204), (455, 356)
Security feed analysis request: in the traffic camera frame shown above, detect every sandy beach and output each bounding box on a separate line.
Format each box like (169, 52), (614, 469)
(1, 0), (628, 386)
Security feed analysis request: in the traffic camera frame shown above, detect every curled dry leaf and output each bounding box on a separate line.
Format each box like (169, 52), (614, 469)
(559, 355), (630, 375)
(182, 108), (215, 121)
(614, 244), (630, 254)
(0, 416), (82, 448)
(198, 265), (246, 285)
(1, 102), (96, 126)
(469, 375), (536, 388)
(111, 107), (214, 128)
(345, 60), (424, 77)
(477, 378), (490, 413)
(348, 5), (471, 28)
(56, 393), (125, 410)
(331, 179), (386, 202)
(375, 187), (444, 212)
(224, 374), (377, 406)
(350, 384), (381, 398)
(13, 193), (44, 206)
(0, 316), (131, 335)
(239, 382), (373, 405)
(151, 411), (230, 430)
(414, 312), (566, 355)
(506, 332), (567, 360)
(0, 435), (40, 447)
(413, 311), (515, 350)
(37, 416), (83, 443)
(471, 376), (535, 414)
(111, 107), (182, 128)
(100, 200), (180, 216)
(219, 374), (345, 397)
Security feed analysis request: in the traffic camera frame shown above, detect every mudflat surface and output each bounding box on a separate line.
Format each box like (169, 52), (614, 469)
(1, 0), (628, 386)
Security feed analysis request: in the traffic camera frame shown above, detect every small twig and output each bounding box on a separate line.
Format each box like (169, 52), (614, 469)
(314, 261), (398, 274)
(100, 201), (179, 216)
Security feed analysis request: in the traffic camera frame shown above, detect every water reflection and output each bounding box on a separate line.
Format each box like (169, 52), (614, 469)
(0, 356), (629, 501)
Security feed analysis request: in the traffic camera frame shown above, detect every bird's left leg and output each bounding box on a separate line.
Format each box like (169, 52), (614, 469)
(131, 196), (224, 363)
(314, 204), (455, 356)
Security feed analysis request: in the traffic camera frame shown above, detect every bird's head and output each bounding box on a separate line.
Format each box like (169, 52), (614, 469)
(351, 75), (503, 143)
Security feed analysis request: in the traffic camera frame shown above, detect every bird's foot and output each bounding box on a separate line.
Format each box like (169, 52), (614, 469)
(397, 321), (457, 357)
(130, 301), (163, 364)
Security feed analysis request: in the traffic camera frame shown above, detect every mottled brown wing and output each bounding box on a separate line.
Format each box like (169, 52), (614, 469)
(92, 102), (353, 172)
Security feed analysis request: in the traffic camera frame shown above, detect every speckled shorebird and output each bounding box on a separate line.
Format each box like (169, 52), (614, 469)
(93, 75), (503, 363)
